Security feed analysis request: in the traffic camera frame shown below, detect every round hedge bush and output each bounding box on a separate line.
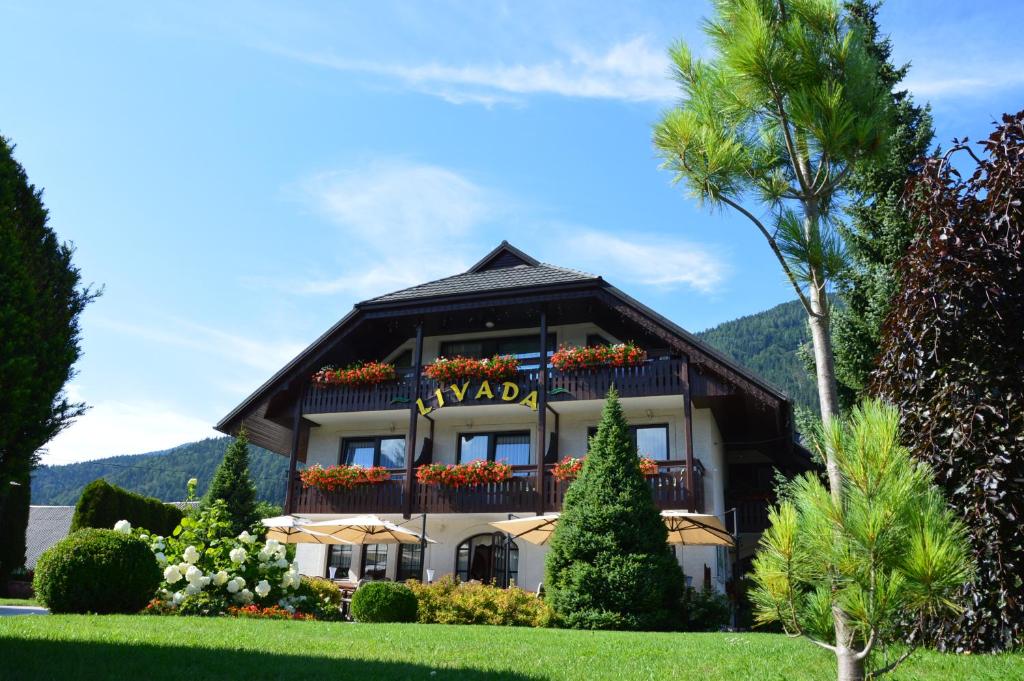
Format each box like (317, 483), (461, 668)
(350, 581), (418, 623)
(33, 528), (161, 614)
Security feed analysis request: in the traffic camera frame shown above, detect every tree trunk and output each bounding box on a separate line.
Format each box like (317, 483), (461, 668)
(836, 648), (866, 681)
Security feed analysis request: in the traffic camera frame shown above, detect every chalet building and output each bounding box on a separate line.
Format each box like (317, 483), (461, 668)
(216, 242), (809, 591)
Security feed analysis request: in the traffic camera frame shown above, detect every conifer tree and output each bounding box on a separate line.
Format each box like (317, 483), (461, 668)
(544, 388), (683, 631)
(203, 430), (258, 535)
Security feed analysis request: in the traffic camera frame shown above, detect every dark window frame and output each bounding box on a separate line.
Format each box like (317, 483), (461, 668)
(454, 533), (519, 586)
(339, 435), (407, 468)
(456, 430), (532, 465)
(360, 544), (389, 580)
(587, 423), (671, 460)
(325, 544), (353, 579)
(439, 333), (556, 360)
(396, 543), (423, 582)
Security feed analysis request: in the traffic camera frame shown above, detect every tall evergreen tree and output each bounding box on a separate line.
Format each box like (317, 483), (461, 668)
(0, 136), (97, 592)
(832, 0), (935, 397)
(544, 388), (683, 631)
(203, 430), (258, 535)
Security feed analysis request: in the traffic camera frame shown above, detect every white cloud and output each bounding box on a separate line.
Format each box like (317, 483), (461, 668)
(272, 36), (675, 105)
(563, 230), (728, 293)
(96, 318), (303, 374)
(40, 387), (217, 465)
(904, 68), (1024, 98)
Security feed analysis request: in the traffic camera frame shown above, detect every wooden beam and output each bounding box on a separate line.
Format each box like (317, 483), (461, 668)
(283, 401), (302, 515)
(536, 309), (548, 515)
(682, 358), (697, 512)
(404, 323), (424, 519)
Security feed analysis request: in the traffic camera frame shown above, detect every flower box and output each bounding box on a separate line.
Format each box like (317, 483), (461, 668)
(312, 361), (397, 388)
(416, 460), (513, 487)
(299, 464), (392, 491)
(550, 342), (647, 372)
(551, 455), (659, 481)
(423, 355), (519, 383)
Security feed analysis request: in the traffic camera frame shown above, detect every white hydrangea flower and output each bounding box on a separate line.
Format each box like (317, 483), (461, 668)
(113, 519), (132, 534)
(185, 565), (204, 585)
(274, 545), (287, 561)
(163, 565), (183, 584)
(172, 590), (186, 606)
(234, 576), (246, 588)
(182, 545), (200, 564)
(257, 548), (271, 562)
(229, 547), (247, 564)
(185, 583), (201, 596)
(213, 570), (229, 586)
(154, 552), (167, 566)
(178, 562), (190, 575)
(226, 579), (240, 594)
(139, 533), (149, 541)
(187, 477), (198, 487)
(151, 540), (165, 552)
(238, 530), (256, 544)
(275, 557), (289, 569)
(255, 580), (271, 598)
(233, 588), (253, 603)
(201, 576), (211, 587)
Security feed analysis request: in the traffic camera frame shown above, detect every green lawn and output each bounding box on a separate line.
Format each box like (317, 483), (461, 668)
(1, 616), (1020, 681)
(0, 597), (38, 607)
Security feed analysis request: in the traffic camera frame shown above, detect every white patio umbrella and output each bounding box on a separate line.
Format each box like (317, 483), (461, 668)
(302, 515), (435, 545)
(260, 515), (352, 544)
(489, 511), (734, 547)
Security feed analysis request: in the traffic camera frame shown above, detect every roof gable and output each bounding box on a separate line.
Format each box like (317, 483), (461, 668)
(468, 241), (539, 272)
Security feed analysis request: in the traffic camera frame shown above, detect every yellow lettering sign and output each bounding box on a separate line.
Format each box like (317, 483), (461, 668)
(450, 381), (470, 402)
(434, 388), (446, 408)
(501, 382), (520, 401)
(519, 390), (538, 411)
(475, 380), (494, 400)
(416, 398), (433, 416)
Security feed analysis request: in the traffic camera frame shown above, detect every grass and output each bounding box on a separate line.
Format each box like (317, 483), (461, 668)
(0, 597), (38, 606)
(1, 616), (1021, 681)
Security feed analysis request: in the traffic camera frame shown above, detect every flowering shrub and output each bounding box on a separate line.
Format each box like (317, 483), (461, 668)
(312, 361), (397, 388)
(300, 464), (392, 491)
(417, 460), (513, 487)
(128, 500), (303, 616)
(550, 342), (647, 372)
(552, 456), (585, 481)
(407, 576), (555, 627)
(423, 355), (519, 382)
(229, 604), (314, 620)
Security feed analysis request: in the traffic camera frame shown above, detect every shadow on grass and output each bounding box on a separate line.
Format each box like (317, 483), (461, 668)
(1, 637), (540, 681)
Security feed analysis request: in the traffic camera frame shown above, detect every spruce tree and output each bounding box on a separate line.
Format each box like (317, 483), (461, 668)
(544, 388), (683, 631)
(203, 430), (258, 535)
(832, 0), (935, 398)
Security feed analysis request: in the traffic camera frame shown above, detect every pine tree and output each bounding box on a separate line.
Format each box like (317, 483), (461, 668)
(544, 388), (683, 631)
(203, 430), (258, 535)
(832, 0), (935, 397)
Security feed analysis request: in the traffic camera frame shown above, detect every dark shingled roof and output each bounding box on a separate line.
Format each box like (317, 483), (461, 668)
(361, 257), (599, 305)
(25, 506), (74, 568)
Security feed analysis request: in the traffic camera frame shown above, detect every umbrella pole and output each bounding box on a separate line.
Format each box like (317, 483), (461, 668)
(420, 513), (428, 583)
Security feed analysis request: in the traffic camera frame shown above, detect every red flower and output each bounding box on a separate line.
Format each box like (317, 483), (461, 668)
(550, 342), (647, 373)
(312, 361), (397, 388)
(552, 456), (585, 481)
(300, 464), (392, 491)
(423, 355), (519, 383)
(417, 460), (513, 487)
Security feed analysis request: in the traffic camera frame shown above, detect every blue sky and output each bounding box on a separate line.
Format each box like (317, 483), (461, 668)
(3, 1), (1021, 464)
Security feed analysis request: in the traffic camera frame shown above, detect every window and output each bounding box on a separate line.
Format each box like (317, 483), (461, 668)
(458, 431), (531, 466)
(455, 533), (518, 586)
(440, 333), (556, 368)
(325, 545), (352, 580)
(361, 544), (389, 580)
(396, 544), (423, 582)
(392, 349), (414, 369)
(340, 436), (406, 469)
(587, 424), (670, 460)
(586, 333), (611, 347)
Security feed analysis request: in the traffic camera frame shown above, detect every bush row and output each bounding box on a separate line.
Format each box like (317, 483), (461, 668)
(71, 479), (183, 537)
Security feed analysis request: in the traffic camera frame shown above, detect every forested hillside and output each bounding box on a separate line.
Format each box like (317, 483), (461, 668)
(696, 300), (818, 413)
(31, 437), (289, 506)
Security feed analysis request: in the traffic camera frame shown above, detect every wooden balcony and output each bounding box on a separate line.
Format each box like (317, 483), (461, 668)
(302, 358), (685, 415)
(291, 462), (703, 516)
(724, 495), (772, 534)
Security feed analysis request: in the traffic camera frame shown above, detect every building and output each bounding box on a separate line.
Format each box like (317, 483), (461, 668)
(216, 242), (809, 591)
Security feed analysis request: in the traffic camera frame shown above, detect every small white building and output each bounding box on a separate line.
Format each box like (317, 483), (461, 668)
(217, 243), (809, 594)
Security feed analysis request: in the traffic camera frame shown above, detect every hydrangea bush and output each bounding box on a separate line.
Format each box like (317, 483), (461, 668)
(118, 500), (304, 615)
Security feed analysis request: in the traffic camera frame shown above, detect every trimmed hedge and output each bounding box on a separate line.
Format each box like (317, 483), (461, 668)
(33, 528), (161, 614)
(71, 479), (183, 536)
(350, 582), (417, 623)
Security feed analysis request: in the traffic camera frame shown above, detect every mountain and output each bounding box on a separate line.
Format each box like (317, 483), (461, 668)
(696, 299), (818, 414)
(31, 437), (289, 506)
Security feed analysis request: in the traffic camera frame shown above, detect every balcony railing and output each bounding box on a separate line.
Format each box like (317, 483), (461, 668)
(291, 462), (703, 516)
(724, 495), (773, 534)
(302, 358), (685, 415)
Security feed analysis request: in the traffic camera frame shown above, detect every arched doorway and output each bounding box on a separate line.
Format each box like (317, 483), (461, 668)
(455, 533), (519, 587)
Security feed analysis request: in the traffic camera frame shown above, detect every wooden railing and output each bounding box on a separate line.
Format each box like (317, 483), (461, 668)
(302, 358), (685, 415)
(724, 495), (772, 534)
(291, 462), (703, 516)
